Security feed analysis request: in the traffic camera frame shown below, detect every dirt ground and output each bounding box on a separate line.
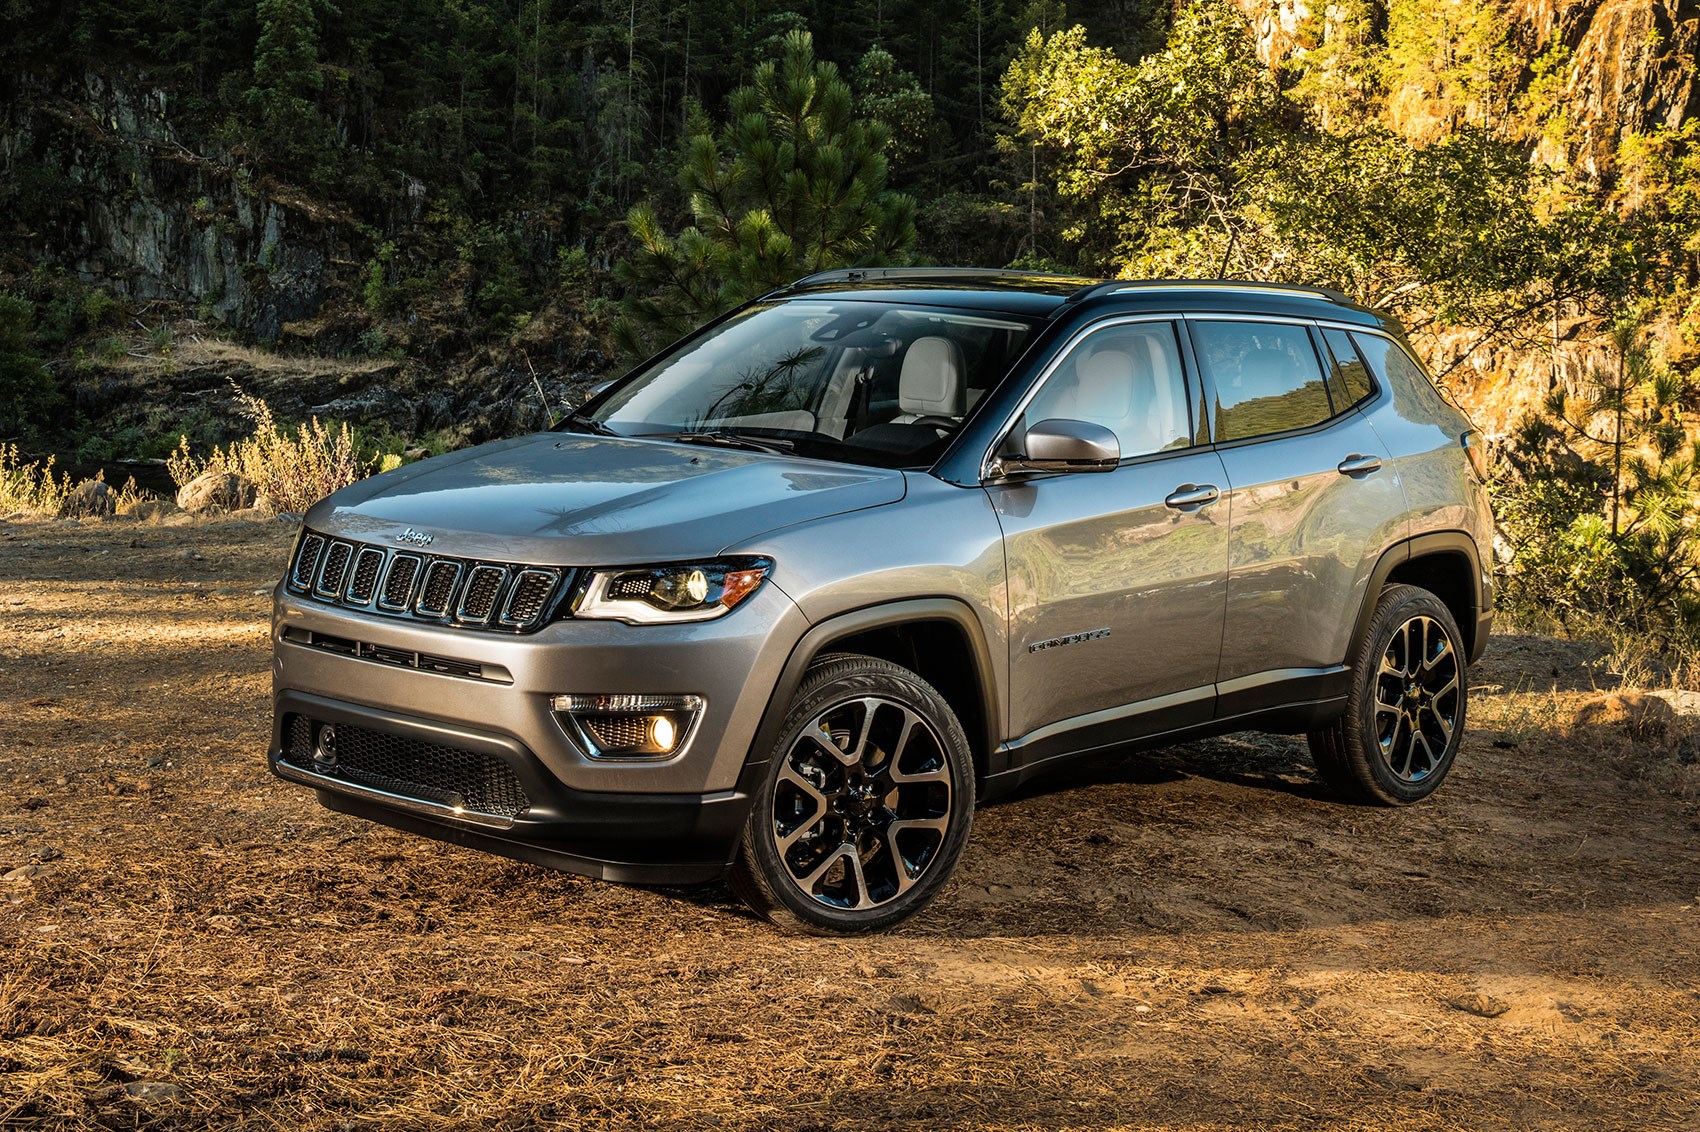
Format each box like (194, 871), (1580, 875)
(2, 516), (1697, 1130)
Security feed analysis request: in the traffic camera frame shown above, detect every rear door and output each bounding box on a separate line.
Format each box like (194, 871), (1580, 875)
(987, 317), (1230, 756)
(1188, 317), (1407, 715)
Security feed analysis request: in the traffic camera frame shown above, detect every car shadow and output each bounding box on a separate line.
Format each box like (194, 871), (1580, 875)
(980, 732), (1337, 808)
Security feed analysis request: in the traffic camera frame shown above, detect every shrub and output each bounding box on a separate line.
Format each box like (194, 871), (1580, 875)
(0, 444), (74, 516)
(168, 392), (372, 514)
(0, 293), (58, 432)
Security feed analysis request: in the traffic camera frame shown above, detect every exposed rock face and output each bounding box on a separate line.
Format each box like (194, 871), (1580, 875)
(177, 471), (257, 514)
(2, 72), (342, 340)
(1538, 0), (1700, 176)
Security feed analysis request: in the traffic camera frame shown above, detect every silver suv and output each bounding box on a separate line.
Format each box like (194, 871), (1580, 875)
(270, 271), (1493, 933)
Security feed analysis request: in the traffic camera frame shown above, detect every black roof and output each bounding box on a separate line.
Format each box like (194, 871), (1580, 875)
(776, 268), (1395, 332)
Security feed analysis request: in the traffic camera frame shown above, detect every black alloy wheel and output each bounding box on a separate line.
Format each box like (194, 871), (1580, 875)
(731, 654), (975, 933)
(1310, 584), (1469, 805)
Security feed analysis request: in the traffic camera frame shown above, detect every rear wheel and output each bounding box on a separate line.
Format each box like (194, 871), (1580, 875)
(1309, 584), (1467, 805)
(730, 654), (974, 934)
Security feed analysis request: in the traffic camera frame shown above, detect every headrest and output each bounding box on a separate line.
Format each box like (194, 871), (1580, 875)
(1074, 348), (1134, 417)
(899, 337), (965, 416)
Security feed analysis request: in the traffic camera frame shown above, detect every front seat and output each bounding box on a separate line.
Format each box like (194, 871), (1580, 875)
(889, 337), (966, 423)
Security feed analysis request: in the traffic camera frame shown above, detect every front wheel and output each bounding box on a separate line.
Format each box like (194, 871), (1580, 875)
(1309, 584), (1468, 805)
(730, 654), (975, 934)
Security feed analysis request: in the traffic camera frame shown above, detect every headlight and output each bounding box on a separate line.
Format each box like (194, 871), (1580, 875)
(572, 558), (772, 624)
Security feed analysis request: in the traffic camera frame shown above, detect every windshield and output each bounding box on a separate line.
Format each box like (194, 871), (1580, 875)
(581, 300), (1041, 467)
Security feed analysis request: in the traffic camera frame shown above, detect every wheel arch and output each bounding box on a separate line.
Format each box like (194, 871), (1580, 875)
(1351, 532), (1487, 666)
(749, 599), (1002, 789)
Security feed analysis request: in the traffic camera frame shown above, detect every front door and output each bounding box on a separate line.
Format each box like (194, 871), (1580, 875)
(987, 318), (1230, 761)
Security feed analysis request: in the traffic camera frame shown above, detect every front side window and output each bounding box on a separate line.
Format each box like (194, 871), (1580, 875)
(1192, 320), (1333, 442)
(584, 300), (1040, 467)
(1021, 321), (1192, 459)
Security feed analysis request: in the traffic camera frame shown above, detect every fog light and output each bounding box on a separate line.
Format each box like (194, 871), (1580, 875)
(314, 724), (339, 768)
(551, 694), (704, 759)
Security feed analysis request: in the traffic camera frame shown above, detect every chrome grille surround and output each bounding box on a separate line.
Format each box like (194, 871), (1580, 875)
(314, 541), (354, 598)
(500, 569), (558, 627)
(285, 529), (570, 633)
(457, 565), (508, 624)
(293, 534), (326, 589)
(416, 560), (461, 618)
(379, 554), (422, 610)
(347, 547), (386, 605)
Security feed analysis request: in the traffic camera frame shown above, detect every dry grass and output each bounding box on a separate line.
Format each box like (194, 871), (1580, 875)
(2, 524), (1699, 1130)
(0, 444), (74, 517)
(168, 391), (371, 514)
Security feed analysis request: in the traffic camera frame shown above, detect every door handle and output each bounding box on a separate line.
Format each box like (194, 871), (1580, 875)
(1164, 484), (1220, 511)
(1337, 454), (1383, 477)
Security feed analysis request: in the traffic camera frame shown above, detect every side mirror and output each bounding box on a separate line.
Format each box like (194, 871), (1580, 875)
(998, 418), (1120, 476)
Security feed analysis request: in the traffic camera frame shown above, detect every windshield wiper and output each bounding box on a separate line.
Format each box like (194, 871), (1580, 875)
(560, 411), (620, 436)
(654, 430), (796, 455)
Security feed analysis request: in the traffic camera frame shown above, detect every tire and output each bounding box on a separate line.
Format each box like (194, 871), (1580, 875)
(730, 653), (975, 934)
(1308, 584), (1468, 805)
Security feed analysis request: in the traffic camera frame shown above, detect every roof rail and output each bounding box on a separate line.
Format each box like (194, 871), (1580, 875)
(786, 266), (1096, 288)
(1065, 278), (1360, 306)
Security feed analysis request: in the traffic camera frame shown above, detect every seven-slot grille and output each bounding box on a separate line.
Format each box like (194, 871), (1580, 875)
(287, 530), (570, 632)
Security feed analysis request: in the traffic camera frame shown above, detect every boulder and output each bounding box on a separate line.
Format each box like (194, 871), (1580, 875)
(176, 470), (257, 513)
(61, 478), (115, 518)
(1569, 692), (1676, 743)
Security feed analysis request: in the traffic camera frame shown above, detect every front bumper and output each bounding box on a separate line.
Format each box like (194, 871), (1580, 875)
(269, 579), (811, 882)
(270, 691), (760, 883)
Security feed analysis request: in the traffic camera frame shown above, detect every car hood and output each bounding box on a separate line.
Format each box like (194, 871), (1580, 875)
(303, 432), (908, 565)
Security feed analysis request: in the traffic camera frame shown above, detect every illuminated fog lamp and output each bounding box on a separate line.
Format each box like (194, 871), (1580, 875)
(551, 694), (704, 759)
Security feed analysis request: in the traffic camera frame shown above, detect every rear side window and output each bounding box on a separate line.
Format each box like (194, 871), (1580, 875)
(1321, 328), (1376, 407)
(1191, 321), (1332, 441)
(1349, 332), (1428, 396)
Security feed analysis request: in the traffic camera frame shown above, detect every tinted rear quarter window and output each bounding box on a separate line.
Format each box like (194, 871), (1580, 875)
(1192, 320), (1333, 441)
(1321, 328), (1375, 407)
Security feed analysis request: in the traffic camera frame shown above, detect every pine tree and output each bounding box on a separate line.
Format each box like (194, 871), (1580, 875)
(1498, 307), (1700, 643)
(613, 29), (918, 356)
(248, 0), (327, 160)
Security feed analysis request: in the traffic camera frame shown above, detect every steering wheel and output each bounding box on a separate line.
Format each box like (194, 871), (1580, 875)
(910, 416), (961, 432)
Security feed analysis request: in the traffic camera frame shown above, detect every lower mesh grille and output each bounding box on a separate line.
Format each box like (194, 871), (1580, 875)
(283, 715), (530, 820)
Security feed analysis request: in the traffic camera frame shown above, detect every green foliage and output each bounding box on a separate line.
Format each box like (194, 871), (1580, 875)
(852, 46), (933, 172)
(1497, 309), (1700, 647)
(247, 0), (327, 163)
(1381, 0), (1517, 139)
(1000, 2), (1276, 272)
(613, 30), (918, 356)
(0, 294), (59, 433)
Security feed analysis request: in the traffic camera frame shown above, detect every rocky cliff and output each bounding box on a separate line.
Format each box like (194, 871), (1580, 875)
(2, 71), (348, 340)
